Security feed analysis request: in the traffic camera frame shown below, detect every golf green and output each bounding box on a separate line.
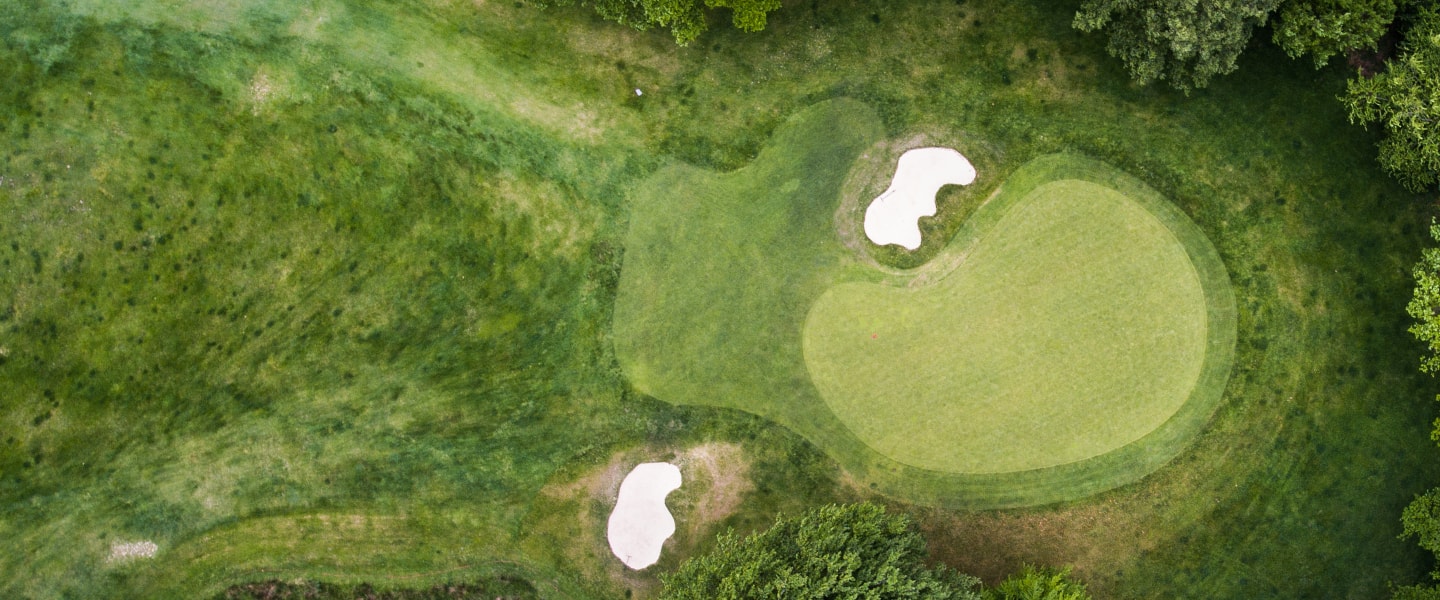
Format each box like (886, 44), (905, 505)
(804, 179), (1209, 473)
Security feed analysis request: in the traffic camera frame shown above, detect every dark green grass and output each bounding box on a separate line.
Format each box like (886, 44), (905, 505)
(2, 0), (1440, 599)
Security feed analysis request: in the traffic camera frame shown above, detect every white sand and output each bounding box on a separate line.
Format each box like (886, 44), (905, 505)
(606, 462), (682, 570)
(863, 147), (977, 250)
(107, 540), (157, 562)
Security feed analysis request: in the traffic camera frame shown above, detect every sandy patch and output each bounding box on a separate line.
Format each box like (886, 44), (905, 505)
(107, 540), (157, 562)
(863, 147), (977, 250)
(607, 462), (682, 570)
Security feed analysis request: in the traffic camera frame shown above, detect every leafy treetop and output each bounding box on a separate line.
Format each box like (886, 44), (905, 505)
(537, 0), (781, 45)
(1272, 0), (1409, 67)
(1398, 225), (1440, 600)
(1345, 8), (1440, 192)
(1407, 220), (1440, 373)
(1072, 0), (1280, 92)
(660, 502), (982, 600)
(986, 564), (1093, 600)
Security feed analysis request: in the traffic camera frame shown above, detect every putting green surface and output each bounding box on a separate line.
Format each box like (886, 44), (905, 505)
(613, 100), (1235, 506)
(804, 180), (1208, 473)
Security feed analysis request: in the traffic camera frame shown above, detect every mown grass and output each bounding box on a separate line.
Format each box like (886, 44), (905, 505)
(2, 0), (1440, 599)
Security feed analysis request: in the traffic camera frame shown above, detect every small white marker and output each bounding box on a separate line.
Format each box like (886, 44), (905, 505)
(635, 88), (643, 96)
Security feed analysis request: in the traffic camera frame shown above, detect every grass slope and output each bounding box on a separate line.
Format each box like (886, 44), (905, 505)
(805, 160), (1225, 475)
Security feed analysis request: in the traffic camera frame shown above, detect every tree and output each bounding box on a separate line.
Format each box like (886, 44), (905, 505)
(1392, 483), (1440, 599)
(1344, 8), (1440, 192)
(1402, 489), (1440, 558)
(986, 565), (1093, 600)
(1072, 0), (1281, 92)
(1400, 232), (1440, 600)
(660, 502), (982, 600)
(1272, 0), (1407, 67)
(1405, 221), (1440, 374)
(1394, 586), (1440, 600)
(536, 0), (781, 45)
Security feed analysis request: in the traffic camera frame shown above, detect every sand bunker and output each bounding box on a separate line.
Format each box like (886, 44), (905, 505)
(107, 540), (157, 562)
(607, 462), (682, 570)
(863, 147), (977, 250)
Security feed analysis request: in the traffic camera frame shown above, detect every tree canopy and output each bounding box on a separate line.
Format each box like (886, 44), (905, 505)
(1399, 227), (1440, 600)
(1406, 221), (1440, 374)
(1272, 0), (1407, 67)
(538, 0), (780, 45)
(986, 565), (1093, 600)
(1072, 0), (1279, 92)
(1344, 8), (1440, 192)
(660, 503), (982, 600)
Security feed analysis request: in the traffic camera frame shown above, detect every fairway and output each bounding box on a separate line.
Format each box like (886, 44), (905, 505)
(806, 179), (1209, 473)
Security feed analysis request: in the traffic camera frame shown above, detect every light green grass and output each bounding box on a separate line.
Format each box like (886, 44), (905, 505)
(614, 102), (1236, 504)
(806, 177), (1213, 473)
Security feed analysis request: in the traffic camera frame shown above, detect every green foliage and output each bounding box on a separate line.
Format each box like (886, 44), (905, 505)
(1407, 221), (1440, 374)
(1344, 9), (1440, 191)
(986, 565), (1092, 600)
(1394, 586), (1440, 600)
(659, 503), (982, 600)
(1400, 223), (1440, 600)
(1272, 0), (1405, 67)
(1073, 0), (1280, 91)
(1402, 489), (1440, 558)
(535, 0), (781, 44)
(708, 0), (782, 32)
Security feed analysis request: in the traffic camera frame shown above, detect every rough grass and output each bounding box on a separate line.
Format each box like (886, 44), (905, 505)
(805, 158), (1228, 475)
